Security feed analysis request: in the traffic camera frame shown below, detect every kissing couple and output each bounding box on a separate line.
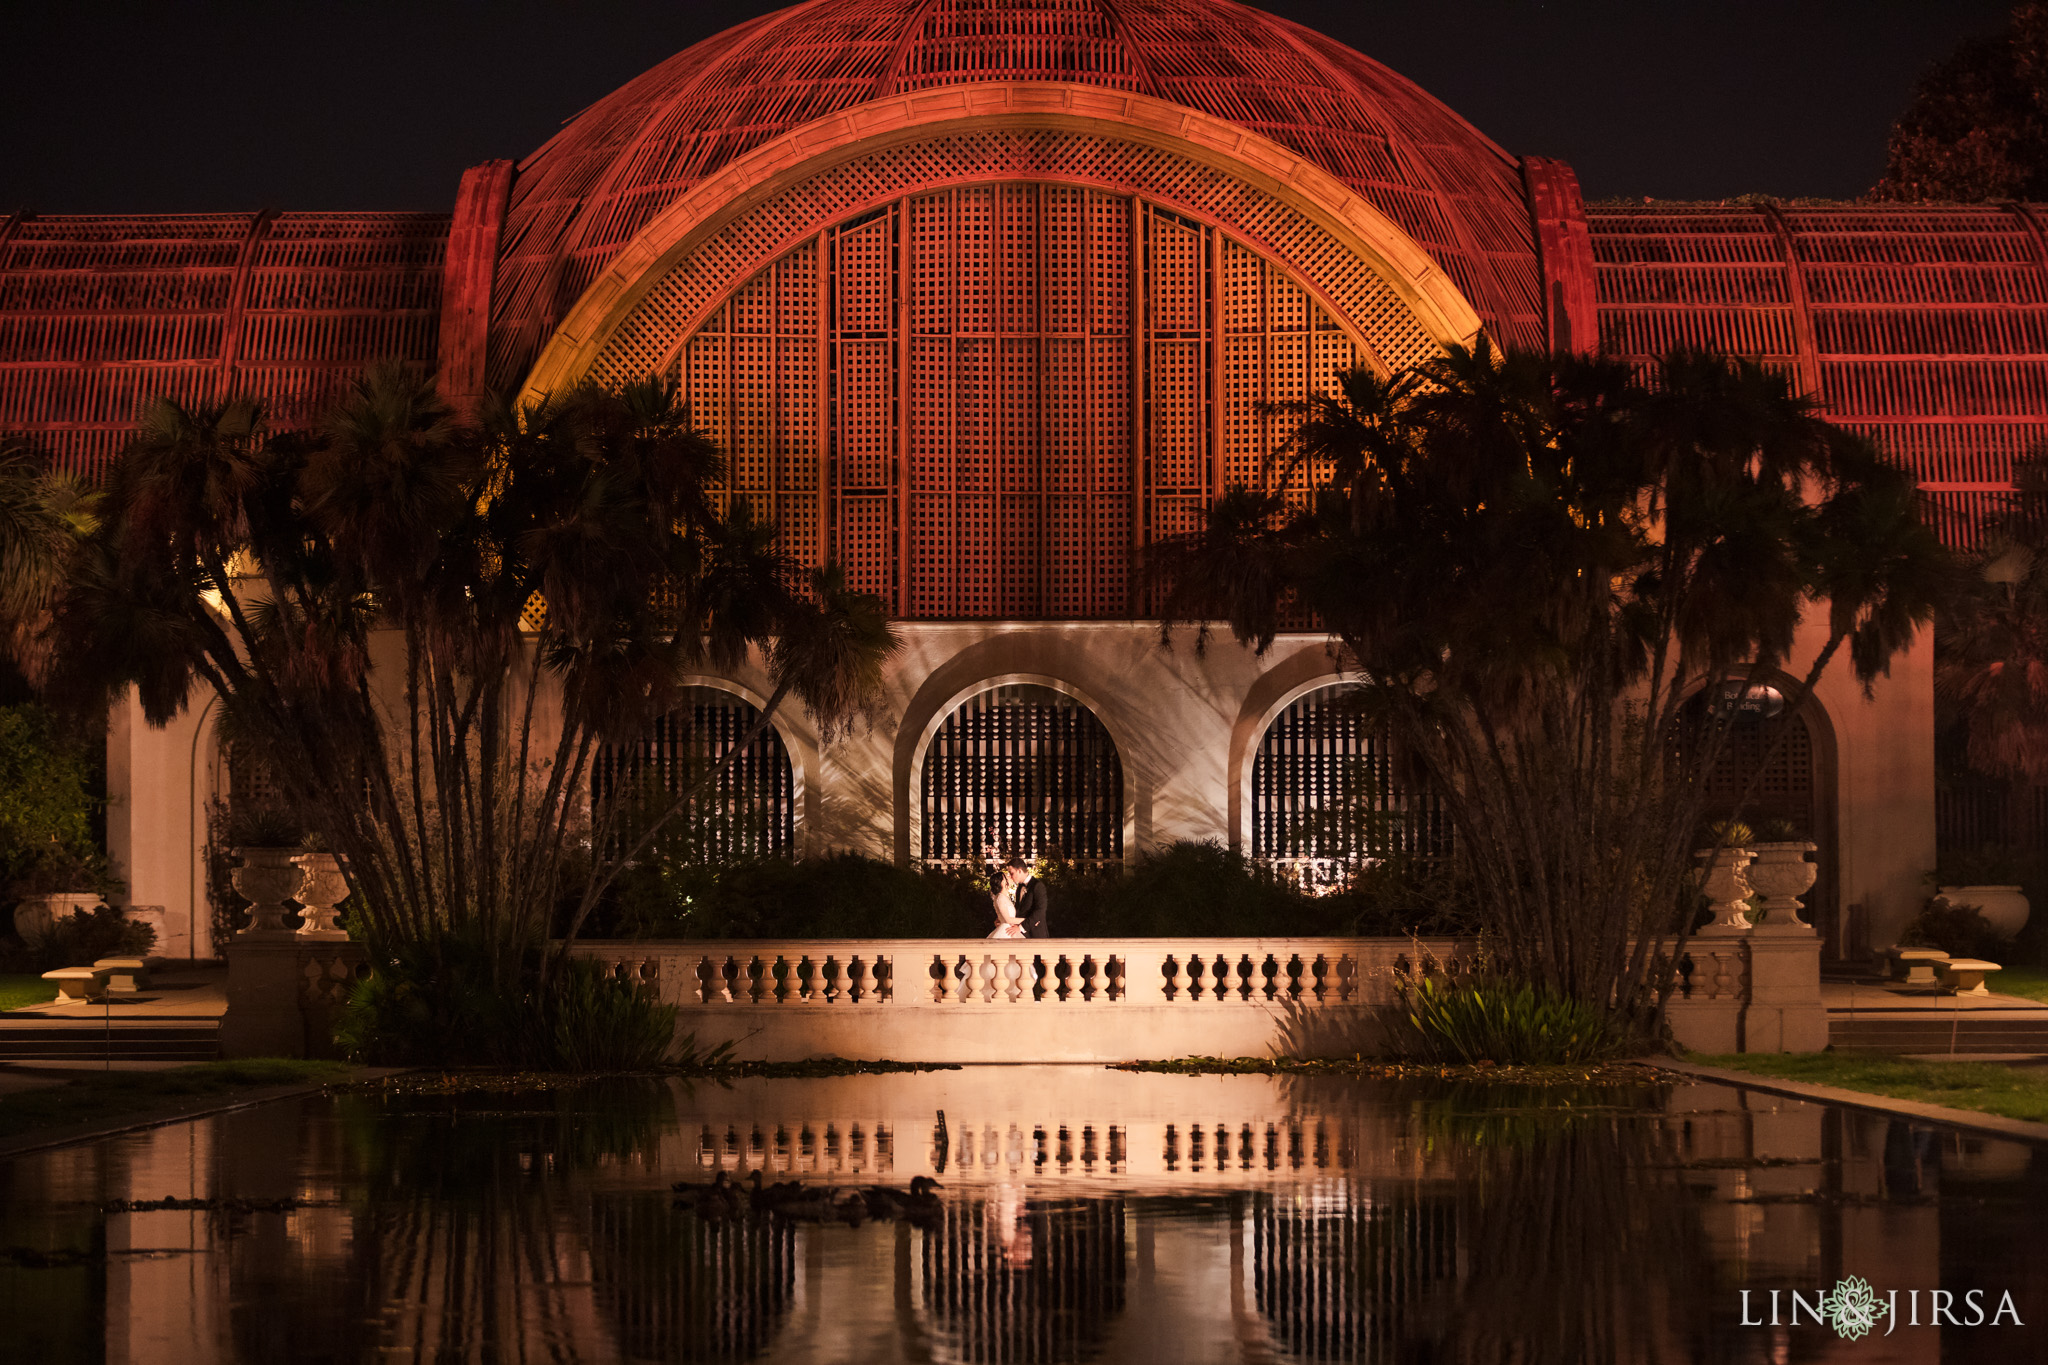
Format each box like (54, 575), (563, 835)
(985, 854), (1050, 939)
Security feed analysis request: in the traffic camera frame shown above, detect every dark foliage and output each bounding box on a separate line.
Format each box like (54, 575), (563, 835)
(1872, 4), (2048, 201)
(335, 935), (679, 1070)
(604, 841), (1478, 940)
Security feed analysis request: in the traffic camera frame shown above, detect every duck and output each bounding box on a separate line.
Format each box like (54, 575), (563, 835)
(745, 1170), (812, 1216)
(672, 1170), (744, 1220)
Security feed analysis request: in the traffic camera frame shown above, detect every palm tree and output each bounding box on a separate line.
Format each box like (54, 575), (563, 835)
(0, 437), (97, 685)
(52, 362), (899, 997)
(1154, 342), (1952, 1035)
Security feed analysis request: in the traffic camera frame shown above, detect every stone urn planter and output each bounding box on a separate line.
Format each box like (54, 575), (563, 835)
(1745, 841), (1818, 932)
(1936, 884), (2031, 941)
(1693, 846), (1756, 932)
(11, 891), (101, 947)
(291, 852), (351, 941)
(231, 847), (307, 940)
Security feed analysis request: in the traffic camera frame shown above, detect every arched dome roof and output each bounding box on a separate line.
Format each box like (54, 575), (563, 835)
(487, 0), (1545, 390)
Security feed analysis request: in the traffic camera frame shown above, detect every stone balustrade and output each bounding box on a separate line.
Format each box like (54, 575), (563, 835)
(570, 931), (1825, 1060)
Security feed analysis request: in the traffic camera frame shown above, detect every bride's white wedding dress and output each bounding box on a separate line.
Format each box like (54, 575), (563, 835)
(986, 885), (1026, 939)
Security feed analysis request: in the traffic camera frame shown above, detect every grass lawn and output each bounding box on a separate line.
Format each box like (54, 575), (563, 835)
(0, 973), (57, 1011)
(1693, 1051), (2048, 1125)
(0, 1059), (352, 1143)
(1992, 964), (2048, 1004)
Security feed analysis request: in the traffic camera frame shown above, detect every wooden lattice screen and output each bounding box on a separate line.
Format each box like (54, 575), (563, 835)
(591, 688), (796, 861)
(221, 740), (287, 823)
(1251, 687), (1451, 865)
(661, 185), (1360, 620)
(1678, 699), (1820, 839)
(921, 684), (1123, 864)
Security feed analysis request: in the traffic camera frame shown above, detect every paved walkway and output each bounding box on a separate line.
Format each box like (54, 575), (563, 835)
(2, 962), (228, 1022)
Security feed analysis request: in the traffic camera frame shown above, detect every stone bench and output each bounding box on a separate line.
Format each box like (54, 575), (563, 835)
(41, 966), (112, 1002)
(1881, 946), (1949, 988)
(1940, 958), (2002, 996)
(93, 957), (150, 992)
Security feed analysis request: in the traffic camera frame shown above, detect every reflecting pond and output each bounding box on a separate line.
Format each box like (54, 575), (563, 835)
(1, 1066), (2043, 1363)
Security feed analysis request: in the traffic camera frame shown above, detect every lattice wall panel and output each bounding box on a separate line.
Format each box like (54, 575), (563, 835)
(584, 128), (1421, 394)
(590, 687), (796, 861)
(1589, 204), (2048, 549)
(663, 184), (1358, 619)
(921, 683), (1123, 864)
(676, 241), (824, 564)
(1251, 686), (1450, 863)
(0, 213), (447, 476)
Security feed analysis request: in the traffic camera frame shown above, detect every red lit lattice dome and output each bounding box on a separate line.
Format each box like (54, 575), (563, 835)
(488, 0), (1546, 389)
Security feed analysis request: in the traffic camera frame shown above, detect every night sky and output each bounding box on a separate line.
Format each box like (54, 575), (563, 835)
(2, 1), (2019, 214)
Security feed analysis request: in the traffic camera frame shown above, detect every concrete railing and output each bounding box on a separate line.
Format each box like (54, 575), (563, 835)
(214, 929), (1823, 1060)
(571, 931), (1825, 1061)
(570, 938), (1475, 1062)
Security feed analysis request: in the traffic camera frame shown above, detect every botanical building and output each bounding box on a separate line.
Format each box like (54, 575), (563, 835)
(5, 0), (2042, 958)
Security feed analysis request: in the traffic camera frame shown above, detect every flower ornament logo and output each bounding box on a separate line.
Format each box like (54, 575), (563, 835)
(1822, 1276), (1883, 1341)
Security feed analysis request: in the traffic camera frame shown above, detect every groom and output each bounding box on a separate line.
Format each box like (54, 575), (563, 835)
(1003, 857), (1052, 938)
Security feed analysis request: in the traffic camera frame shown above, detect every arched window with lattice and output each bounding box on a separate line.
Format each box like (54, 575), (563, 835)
(920, 685), (1123, 868)
(1251, 686), (1450, 889)
(592, 687), (797, 862)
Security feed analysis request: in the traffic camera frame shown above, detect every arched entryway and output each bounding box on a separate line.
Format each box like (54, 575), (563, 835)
(1676, 682), (1838, 949)
(592, 686), (797, 861)
(1250, 684), (1449, 888)
(919, 684), (1123, 867)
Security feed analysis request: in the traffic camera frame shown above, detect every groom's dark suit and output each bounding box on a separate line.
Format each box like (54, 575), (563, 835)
(1014, 877), (1051, 938)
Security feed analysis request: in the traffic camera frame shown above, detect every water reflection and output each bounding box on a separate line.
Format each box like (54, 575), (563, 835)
(917, 1192), (1126, 1363)
(1, 1067), (2043, 1363)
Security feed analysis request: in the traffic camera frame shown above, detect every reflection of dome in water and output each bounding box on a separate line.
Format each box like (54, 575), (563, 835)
(1252, 1189), (1457, 1361)
(916, 1195), (1127, 1363)
(587, 1195), (799, 1362)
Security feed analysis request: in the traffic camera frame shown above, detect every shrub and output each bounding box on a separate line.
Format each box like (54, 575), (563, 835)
(1384, 972), (1635, 1065)
(608, 852), (987, 939)
(1900, 895), (2003, 960)
(0, 704), (115, 898)
(4, 904), (154, 973)
(335, 934), (682, 1070)
(597, 841), (1479, 940)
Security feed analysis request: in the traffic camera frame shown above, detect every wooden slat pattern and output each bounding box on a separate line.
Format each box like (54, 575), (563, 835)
(1588, 203), (2048, 549)
(921, 684), (1122, 864)
(663, 186), (1355, 619)
(592, 688), (796, 861)
(1251, 687), (1450, 864)
(0, 212), (447, 476)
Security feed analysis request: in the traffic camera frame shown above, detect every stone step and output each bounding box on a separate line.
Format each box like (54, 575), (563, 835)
(0, 1022), (219, 1063)
(1830, 1016), (2048, 1054)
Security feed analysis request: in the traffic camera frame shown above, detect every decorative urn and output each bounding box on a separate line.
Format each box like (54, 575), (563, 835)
(290, 852), (351, 940)
(230, 847), (307, 939)
(1745, 842), (1818, 932)
(11, 891), (101, 947)
(1692, 846), (1757, 932)
(1936, 885), (2031, 941)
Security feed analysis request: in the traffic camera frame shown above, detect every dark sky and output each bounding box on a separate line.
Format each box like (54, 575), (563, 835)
(2, 1), (2019, 214)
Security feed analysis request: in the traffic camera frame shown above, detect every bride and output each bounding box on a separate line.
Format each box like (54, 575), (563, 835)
(987, 880), (1026, 939)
